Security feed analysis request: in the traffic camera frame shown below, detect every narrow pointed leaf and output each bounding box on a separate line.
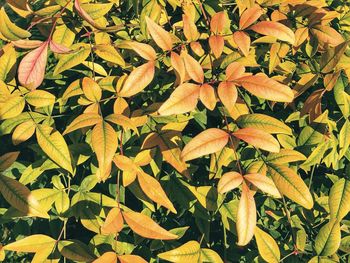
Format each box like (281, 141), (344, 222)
(255, 227), (280, 263)
(145, 16), (173, 51)
(218, 172), (243, 194)
(329, 178), (350, 220)
(250, 21), (295, 44)
(158, 241), (201, 262)
(315, 219), (341, 256)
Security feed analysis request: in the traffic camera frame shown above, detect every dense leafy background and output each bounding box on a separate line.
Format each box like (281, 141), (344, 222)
(0, 0), (350, 262)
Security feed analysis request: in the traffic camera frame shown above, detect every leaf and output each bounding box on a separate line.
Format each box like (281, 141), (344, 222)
(320, 41), (348, 73)
(311, 25), (344, 47)
(93, 252), (118, 263)
(63, 113), (102, 134)
(137, 172), (177, 213)
(210, 12), (226, 34)
(250, 21), (295, 44)
(122, 210), (178, 240)
(158, 83), (200, 116)
(200, 248), (223, 263)
(171, 52), (186, 85)
(255, 227), (280, 263)
(0, 44), (16, 81)
(49, 40), (72, 54)
(36, 124), (73, 174)
(183, 14), (199, 41)
(12, 120), (36, 145)
(236, 114), (292, 135)
(218, 81), (238, 115)
(105, 114), (138, 134)
(233, 31), (251, 57)
(181, 128), (230, 161)
(199, 83), (217, 111)
(95, 44), (125, 66)
(315, 219), (341, 256)
(267, 164), (313, 209)
(124, 41), (157, 61)
(236, 74), (294, 102)
(217, 172), (243, 194)
(0, 95), (25, 120)
(118, 61), (155, 97)
(58, 240), (96, 262)
(239, 5), (263, 30)
(17, 41), (48, 90)
(266, 149), (307, 164)
(0, 7), (31, 41)
(329, 178), (350, 221)
(0, 174), (49, 218)
(53, 43), (91, 76)
(244, 173), (281, 198)
(101, 207), (124, 235)
(0, 151), (19, 171)
(226, 62), (245, 81)
(237, 183), (256, 246)
(182, 52), (204, 84)
(118, 255), (148, 263)
(209, 35), (224, 58)
(158, 241), (201, 262)
(339, 119), (350, 158)
(25, 90), (56, 107)
(3, 235), (55, 252)
(145, 16), (173, 51)
(233, 127), (280, 152)
(91, 121), (118, 181)
(82, 77), (102, 102)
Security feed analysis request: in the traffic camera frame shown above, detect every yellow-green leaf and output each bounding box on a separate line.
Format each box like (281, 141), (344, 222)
(64, 113), (102, 135)
(95, 44), (125, 66)
(3, 235), (55, 252)
(0, 7), (31, 41)
(255, 227), (280, 263)
(0, 95), (25, 120)
(158, 241), (201, 262)
(25, 90), (56, 107)
(329, 178), (350, 220)
(315, 219), (341, 256)
(36, 124), (73, 174)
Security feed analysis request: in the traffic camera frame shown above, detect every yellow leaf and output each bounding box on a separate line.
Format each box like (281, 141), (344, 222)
(63, 113), (102, 134)
(0, 94), (25, 120)
(250, 21), (295, 44)
(158, 241), (201, 262)
(118, 61), (155, 97)
(12, 120), (35, 145)
(233, 127), (280, 152)
(95, 44), (125, 66)
(82, 77), (102, 102)
(181, 128), (229, 161)
(218, 172), (243, 194)
(105, 113), (138, 134)
(244, 173), (281, 198)
(145, 16), (173, 51)
(137, 172), (177, 213)
(266, 149), (307, 164)
(36, 124), (73, 174)
(158, 83), (200, 116)
(0, 44), (16, 81)
(268, 164), (314, 209)
(237, 183), (256, 246)
(91, 121), (118, 181)
(122, 210), (178, 240)
(329, 178), (350, 220)
(0, 174), (49, 218)
(255, 227), (280, 263)
(3, 235), (55, 252)
(25, 90), (55, 107)
(0, 7), (31, 41)
(315, 219), (341, 256)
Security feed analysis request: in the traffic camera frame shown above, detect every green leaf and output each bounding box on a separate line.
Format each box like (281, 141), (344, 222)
(314, 219), (341, 256)
(58, 240), (96, 262)
(158, 241), (201, 262)
(36, 124), (73, 174)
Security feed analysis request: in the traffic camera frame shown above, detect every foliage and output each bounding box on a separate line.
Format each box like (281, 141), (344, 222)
(0, 0), (350, 262)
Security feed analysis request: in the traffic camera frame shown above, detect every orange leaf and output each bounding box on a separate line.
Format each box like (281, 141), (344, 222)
(158, 83), (200, 116)
(119, 61), (155, 97)
(118, 255), (147, 263)
(18, 41), (48, 90)
(122, 211), (178, 240)
(239, 5), (263, 30)
(209, 35), (224, 58)
(183, 14), (199, 41)
(218, 81), (238, 114)
(171, 52), (186, 85)
(101, 207), (124, 235)
(218, 171), (243, 194)
(311, 25), (344, 47)
(181, 128), (229, 161)
(237, 182), (256, 246)
(93, 252), (118, 263)
(199, 83), (217, 111)
(210, 11), (226, 34)
(226, 62), (246, 81)
(233, 127), (280, 153)
(137, 172), (177, 213)
(145, 16), (173, 51)
(233, 31), (251, 57)
(250, 21), (295, 44)
(82, 77), (102, 102)
(244, 173), (281, 198)
(124, 41), (157, 61)
(182, 52), (204, 84)
(63, 113), (102, 135)
(236, 74), (294, 102)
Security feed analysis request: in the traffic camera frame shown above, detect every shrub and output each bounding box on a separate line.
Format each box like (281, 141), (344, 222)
(0, 0), (350, 262)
